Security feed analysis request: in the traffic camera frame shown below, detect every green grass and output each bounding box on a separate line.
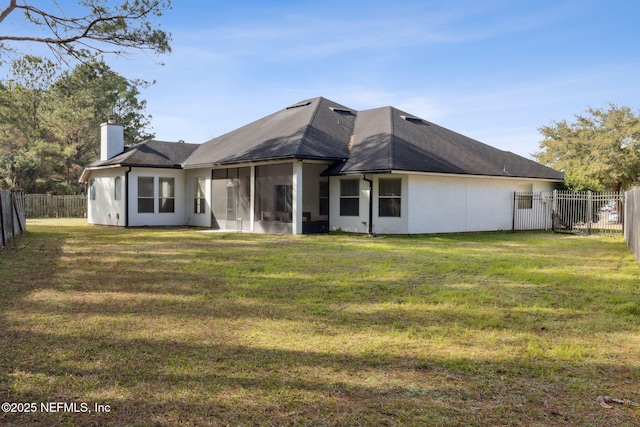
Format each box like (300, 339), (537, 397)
(1, 219), (639, 426)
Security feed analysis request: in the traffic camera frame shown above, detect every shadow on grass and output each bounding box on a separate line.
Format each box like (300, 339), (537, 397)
(1, 223), (639, 426)
(1, 327), (639, 426)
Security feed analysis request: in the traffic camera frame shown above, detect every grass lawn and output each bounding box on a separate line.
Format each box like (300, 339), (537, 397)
(1, 219), (639, 426)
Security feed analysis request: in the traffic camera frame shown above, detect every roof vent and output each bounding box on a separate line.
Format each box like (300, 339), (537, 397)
(286, 101), (312, 110)
(329, 107), (355, 114)
(400, 115), (425, 124)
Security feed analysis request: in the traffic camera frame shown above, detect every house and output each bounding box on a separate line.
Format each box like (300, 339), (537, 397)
(79, 97), (563, 234)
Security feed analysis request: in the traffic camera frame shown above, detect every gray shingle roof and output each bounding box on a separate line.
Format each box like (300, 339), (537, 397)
(87, 140), (199, 168)
(323, 106), (564, 180)
(183, 97), (353, 167)
(83, 97), (563, 182)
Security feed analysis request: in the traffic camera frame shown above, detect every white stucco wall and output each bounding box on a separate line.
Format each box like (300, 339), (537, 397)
(87, 167), (126, 226)
(127, 168), (188, 227)
(328, 176), (370, 233)
(328, 173), (558, 234)
(406, 174), (558, 234)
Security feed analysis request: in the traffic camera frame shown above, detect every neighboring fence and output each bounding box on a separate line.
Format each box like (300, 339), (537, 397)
(624, 188), (640, 263)
(514, 190), (623, 235)
(0, 190), (26, 247)
(24, 194), (87, 218)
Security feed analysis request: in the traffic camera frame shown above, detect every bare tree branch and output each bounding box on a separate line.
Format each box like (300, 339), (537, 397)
(0, 0), (171, 63)
(0, 0), (18, 25)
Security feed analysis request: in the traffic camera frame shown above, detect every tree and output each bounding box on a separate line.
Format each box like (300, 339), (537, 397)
(534, 105), (640, 191)
(0, 0), (171, 64)
(0, 55), (153, 193)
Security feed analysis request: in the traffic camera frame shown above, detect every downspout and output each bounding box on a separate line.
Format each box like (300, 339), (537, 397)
(362, 174), (373, 235)
(125, 166), (132, 227)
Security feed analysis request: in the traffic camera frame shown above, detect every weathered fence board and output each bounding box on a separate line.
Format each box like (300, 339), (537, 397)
(0, 190), (26, 247)
(24, 194), (86, 218)
(624, 188), (640, 263)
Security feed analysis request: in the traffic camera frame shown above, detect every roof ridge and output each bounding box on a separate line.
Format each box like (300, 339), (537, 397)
(388, 107), (396, 170)
(118, 140), (150, 162)
(295, 97), (324, 158)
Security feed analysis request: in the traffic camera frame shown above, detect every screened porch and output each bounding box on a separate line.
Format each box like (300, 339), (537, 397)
(210, 162), (330, 234)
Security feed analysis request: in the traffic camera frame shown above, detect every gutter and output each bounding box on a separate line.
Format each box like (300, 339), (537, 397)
(362, 174), (373, 235)
(125, 166), (132, 227)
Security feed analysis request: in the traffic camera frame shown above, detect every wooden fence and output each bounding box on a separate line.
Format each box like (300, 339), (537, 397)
(624, 188), (640, 263)
(0, 190), (26, 247)
(24, 194), (87, 218)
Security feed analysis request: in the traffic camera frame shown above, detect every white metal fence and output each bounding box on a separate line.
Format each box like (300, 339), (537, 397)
(514, 190), (623, 235)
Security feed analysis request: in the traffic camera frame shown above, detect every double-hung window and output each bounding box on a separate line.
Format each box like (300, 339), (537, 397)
(378, 178), (401, 217)
(159, 177), (175, 213)
(138, 177), (154, 213)
(194, 177), (206, 214)
(340, 179), (359, 216)
(319, 180), (329, 215)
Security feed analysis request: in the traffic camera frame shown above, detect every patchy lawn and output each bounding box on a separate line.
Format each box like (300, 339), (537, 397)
(1, 219), (639, 426)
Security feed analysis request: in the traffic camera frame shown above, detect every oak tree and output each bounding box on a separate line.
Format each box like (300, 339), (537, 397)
(534, 105), (640, 191)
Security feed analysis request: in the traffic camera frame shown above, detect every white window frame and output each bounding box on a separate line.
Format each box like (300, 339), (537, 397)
(159, 177), (175, 213)
(340, 179), (360, 216)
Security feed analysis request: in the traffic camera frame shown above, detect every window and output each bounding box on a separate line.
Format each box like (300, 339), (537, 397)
(340, 179), (359, 216)
(319, 180), (329, 215)
(138, 177), (154, 213)
(89, 179), (96, 201)
(114, 177), (122, 201)
(379, 178), (401, 217)
(517, 193), (533, 209)
(517, 184), (533, 209)
(194, 177), (206, 214)
(159, 177), (175, 213)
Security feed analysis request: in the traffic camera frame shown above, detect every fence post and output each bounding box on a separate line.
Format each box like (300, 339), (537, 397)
(552, 189), (557, 232)
(512, 192), (516, 231)
(0, 191), (5, 247)
(587, 190), (592, 235)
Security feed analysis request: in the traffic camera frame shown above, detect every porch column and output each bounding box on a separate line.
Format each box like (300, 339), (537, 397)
(292, 160), (303, 234)
(250, 165), (256, 232)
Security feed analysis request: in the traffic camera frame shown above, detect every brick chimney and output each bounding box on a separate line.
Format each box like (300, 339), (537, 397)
(100, 115), (124, 161)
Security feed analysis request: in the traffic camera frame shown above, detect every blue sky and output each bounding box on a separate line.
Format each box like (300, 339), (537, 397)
(105, 0), (640, 158)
